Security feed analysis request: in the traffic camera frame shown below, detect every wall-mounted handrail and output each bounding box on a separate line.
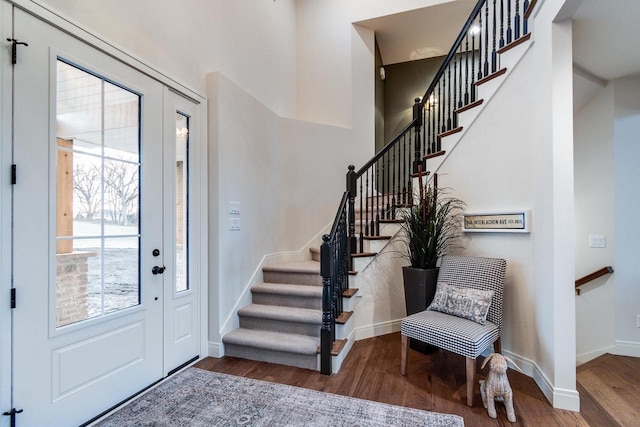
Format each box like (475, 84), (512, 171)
(575, 266), (614, 295)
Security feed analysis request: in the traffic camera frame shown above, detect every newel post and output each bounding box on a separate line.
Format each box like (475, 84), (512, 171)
(320, 234), (333, 375)
(412, 97), (424, 173)
(346, 165), (357, 269)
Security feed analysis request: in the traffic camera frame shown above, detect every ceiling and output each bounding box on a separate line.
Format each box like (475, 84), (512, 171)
(356, 0), (476, 65)
(356, 0), (639, 114)
(359, 0), (639, 80)
(572, 0), (640, 82)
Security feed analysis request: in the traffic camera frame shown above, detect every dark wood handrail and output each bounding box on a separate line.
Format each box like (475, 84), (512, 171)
(575, 266), (614, 294)
(418, 0), (487, 110)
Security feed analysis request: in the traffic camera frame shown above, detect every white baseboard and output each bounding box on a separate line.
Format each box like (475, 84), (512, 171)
(354, 319), (401, 341)
(531, 359), (580, 412)
(208, 341), (222, 358)
(576, 345), (616, 365)
(613, 340), (640, 358)
(501, 349), (535, 377)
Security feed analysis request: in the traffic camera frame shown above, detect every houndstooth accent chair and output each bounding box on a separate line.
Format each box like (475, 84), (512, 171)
(400, 255), (506, 407)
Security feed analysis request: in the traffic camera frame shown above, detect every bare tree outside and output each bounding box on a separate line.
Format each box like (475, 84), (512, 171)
(104, 158), (139, 226)
(73, 163), (101, 220)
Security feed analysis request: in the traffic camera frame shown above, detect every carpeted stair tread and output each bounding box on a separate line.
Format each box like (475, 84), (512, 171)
(238, 303), (321, 325)
(263, 260), (320, 274)
(223, 328), (318, 355)
(252, 282), (323, 298)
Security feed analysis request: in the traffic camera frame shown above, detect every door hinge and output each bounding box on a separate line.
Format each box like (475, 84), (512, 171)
(11, 164), (16, 185)
(10, 288), (16, 309)
(3, 408), (23, 427)
(6, 38), (28, 65)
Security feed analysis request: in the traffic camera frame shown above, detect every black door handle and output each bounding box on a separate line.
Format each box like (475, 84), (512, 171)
(152, 265), (166, 275)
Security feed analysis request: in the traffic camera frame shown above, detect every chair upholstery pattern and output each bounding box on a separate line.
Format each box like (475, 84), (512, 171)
(400, 255), (506, 359)
(401, 311), (499, 358)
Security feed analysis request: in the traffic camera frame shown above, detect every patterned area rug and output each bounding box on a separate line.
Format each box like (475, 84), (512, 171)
(96, 367), (464, 426)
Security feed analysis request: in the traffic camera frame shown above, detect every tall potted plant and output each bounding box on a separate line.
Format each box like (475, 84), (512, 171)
(400, 173), (465, 316)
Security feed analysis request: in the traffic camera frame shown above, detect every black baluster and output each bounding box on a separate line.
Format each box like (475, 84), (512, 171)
(438, 83), (443, 133)
(477, 16), (482, 80)
(507, 0), (513, 44)
(402, 134), (407, 205)
(447, 65), (452, 130)
(456, 52), (462, 110)
(492, 0), (497, 73)
(392, 142), (396, 219)
(346, 165), (356, 270)
(499, 0), (505, 48)
(471, 29), (477, 103)
(320, 235), (333, 375)
(375, 162), (380, 235)
(422, 108), (426, 157)
(453, 54), (458, 128)
(359, 176), (364, 252)
(431, 95), (436, 151)
(524, 0), (530, 34)
(386, 152), (391, 219)
(484, 2), (490, 77)
(369, 168), (375, 237)
(365, 171), (369, 237)
(412, 98), (422, 173)
(515, 0), (521, 40)
(426, 98), (431, 154)
(464, 34), (469, 105)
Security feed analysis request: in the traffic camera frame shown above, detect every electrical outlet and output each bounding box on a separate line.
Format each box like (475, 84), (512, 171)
(230, 218), (240, 231)
(229, 202), (240, 215)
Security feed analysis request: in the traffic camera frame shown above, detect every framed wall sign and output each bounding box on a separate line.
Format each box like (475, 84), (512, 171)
(462, 210), (530, 233)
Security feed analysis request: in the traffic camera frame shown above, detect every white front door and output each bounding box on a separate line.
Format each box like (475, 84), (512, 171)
(8, 8), (202, 426)
(162, 89), (202, 374)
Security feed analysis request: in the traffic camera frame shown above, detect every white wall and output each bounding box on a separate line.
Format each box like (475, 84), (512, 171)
(295, 0), (455, 127)
(207, 72), (369, 346)
(38, 0), (298, 117)
(431, 0), (579, 410)
(613, 75), (640, 356)
(573, 84), (616, 362)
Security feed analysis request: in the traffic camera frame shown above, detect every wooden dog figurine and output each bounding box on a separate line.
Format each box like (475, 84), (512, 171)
(479, 353), (522, 423)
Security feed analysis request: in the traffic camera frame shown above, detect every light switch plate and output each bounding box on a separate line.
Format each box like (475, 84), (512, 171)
(230, 218), (240, 231)
(230, 202), (240, 215)
(588, 234), (605, 248)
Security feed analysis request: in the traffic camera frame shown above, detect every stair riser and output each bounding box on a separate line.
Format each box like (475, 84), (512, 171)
(353, 256), (375, 273)
(263, 271), (321, 286)
(362, 239), (389, 253)
(251, 292), (321, 310)
(239, 316), (320, 337)
(224, 343), (317, 371)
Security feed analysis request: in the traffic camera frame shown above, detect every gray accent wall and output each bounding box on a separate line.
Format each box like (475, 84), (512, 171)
(383, 56), (445, 145)
(375, 40), (385, 153)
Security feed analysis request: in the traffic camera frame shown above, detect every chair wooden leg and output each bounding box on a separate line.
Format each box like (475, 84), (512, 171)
(401, 334), (409, 375)
(466, 357), (475, 407)
(493, 337), (502, 354)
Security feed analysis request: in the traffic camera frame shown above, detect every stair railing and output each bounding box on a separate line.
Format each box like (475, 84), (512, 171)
(320, 0), (535, 375)
(346, 0), (534, 263)
(320, 191), (349, 375)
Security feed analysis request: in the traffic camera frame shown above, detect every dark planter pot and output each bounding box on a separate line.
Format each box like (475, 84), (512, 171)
(402, 266), (439, 355)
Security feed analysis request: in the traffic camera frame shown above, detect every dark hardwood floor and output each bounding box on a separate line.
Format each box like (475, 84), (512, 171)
(195, 332), (636, 426)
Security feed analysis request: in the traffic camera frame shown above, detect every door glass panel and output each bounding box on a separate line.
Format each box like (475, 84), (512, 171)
(175, 113), (189, 292)
(55, 59), (141, 327)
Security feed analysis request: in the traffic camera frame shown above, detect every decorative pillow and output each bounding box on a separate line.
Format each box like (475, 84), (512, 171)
(427, 282), (494, 325)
